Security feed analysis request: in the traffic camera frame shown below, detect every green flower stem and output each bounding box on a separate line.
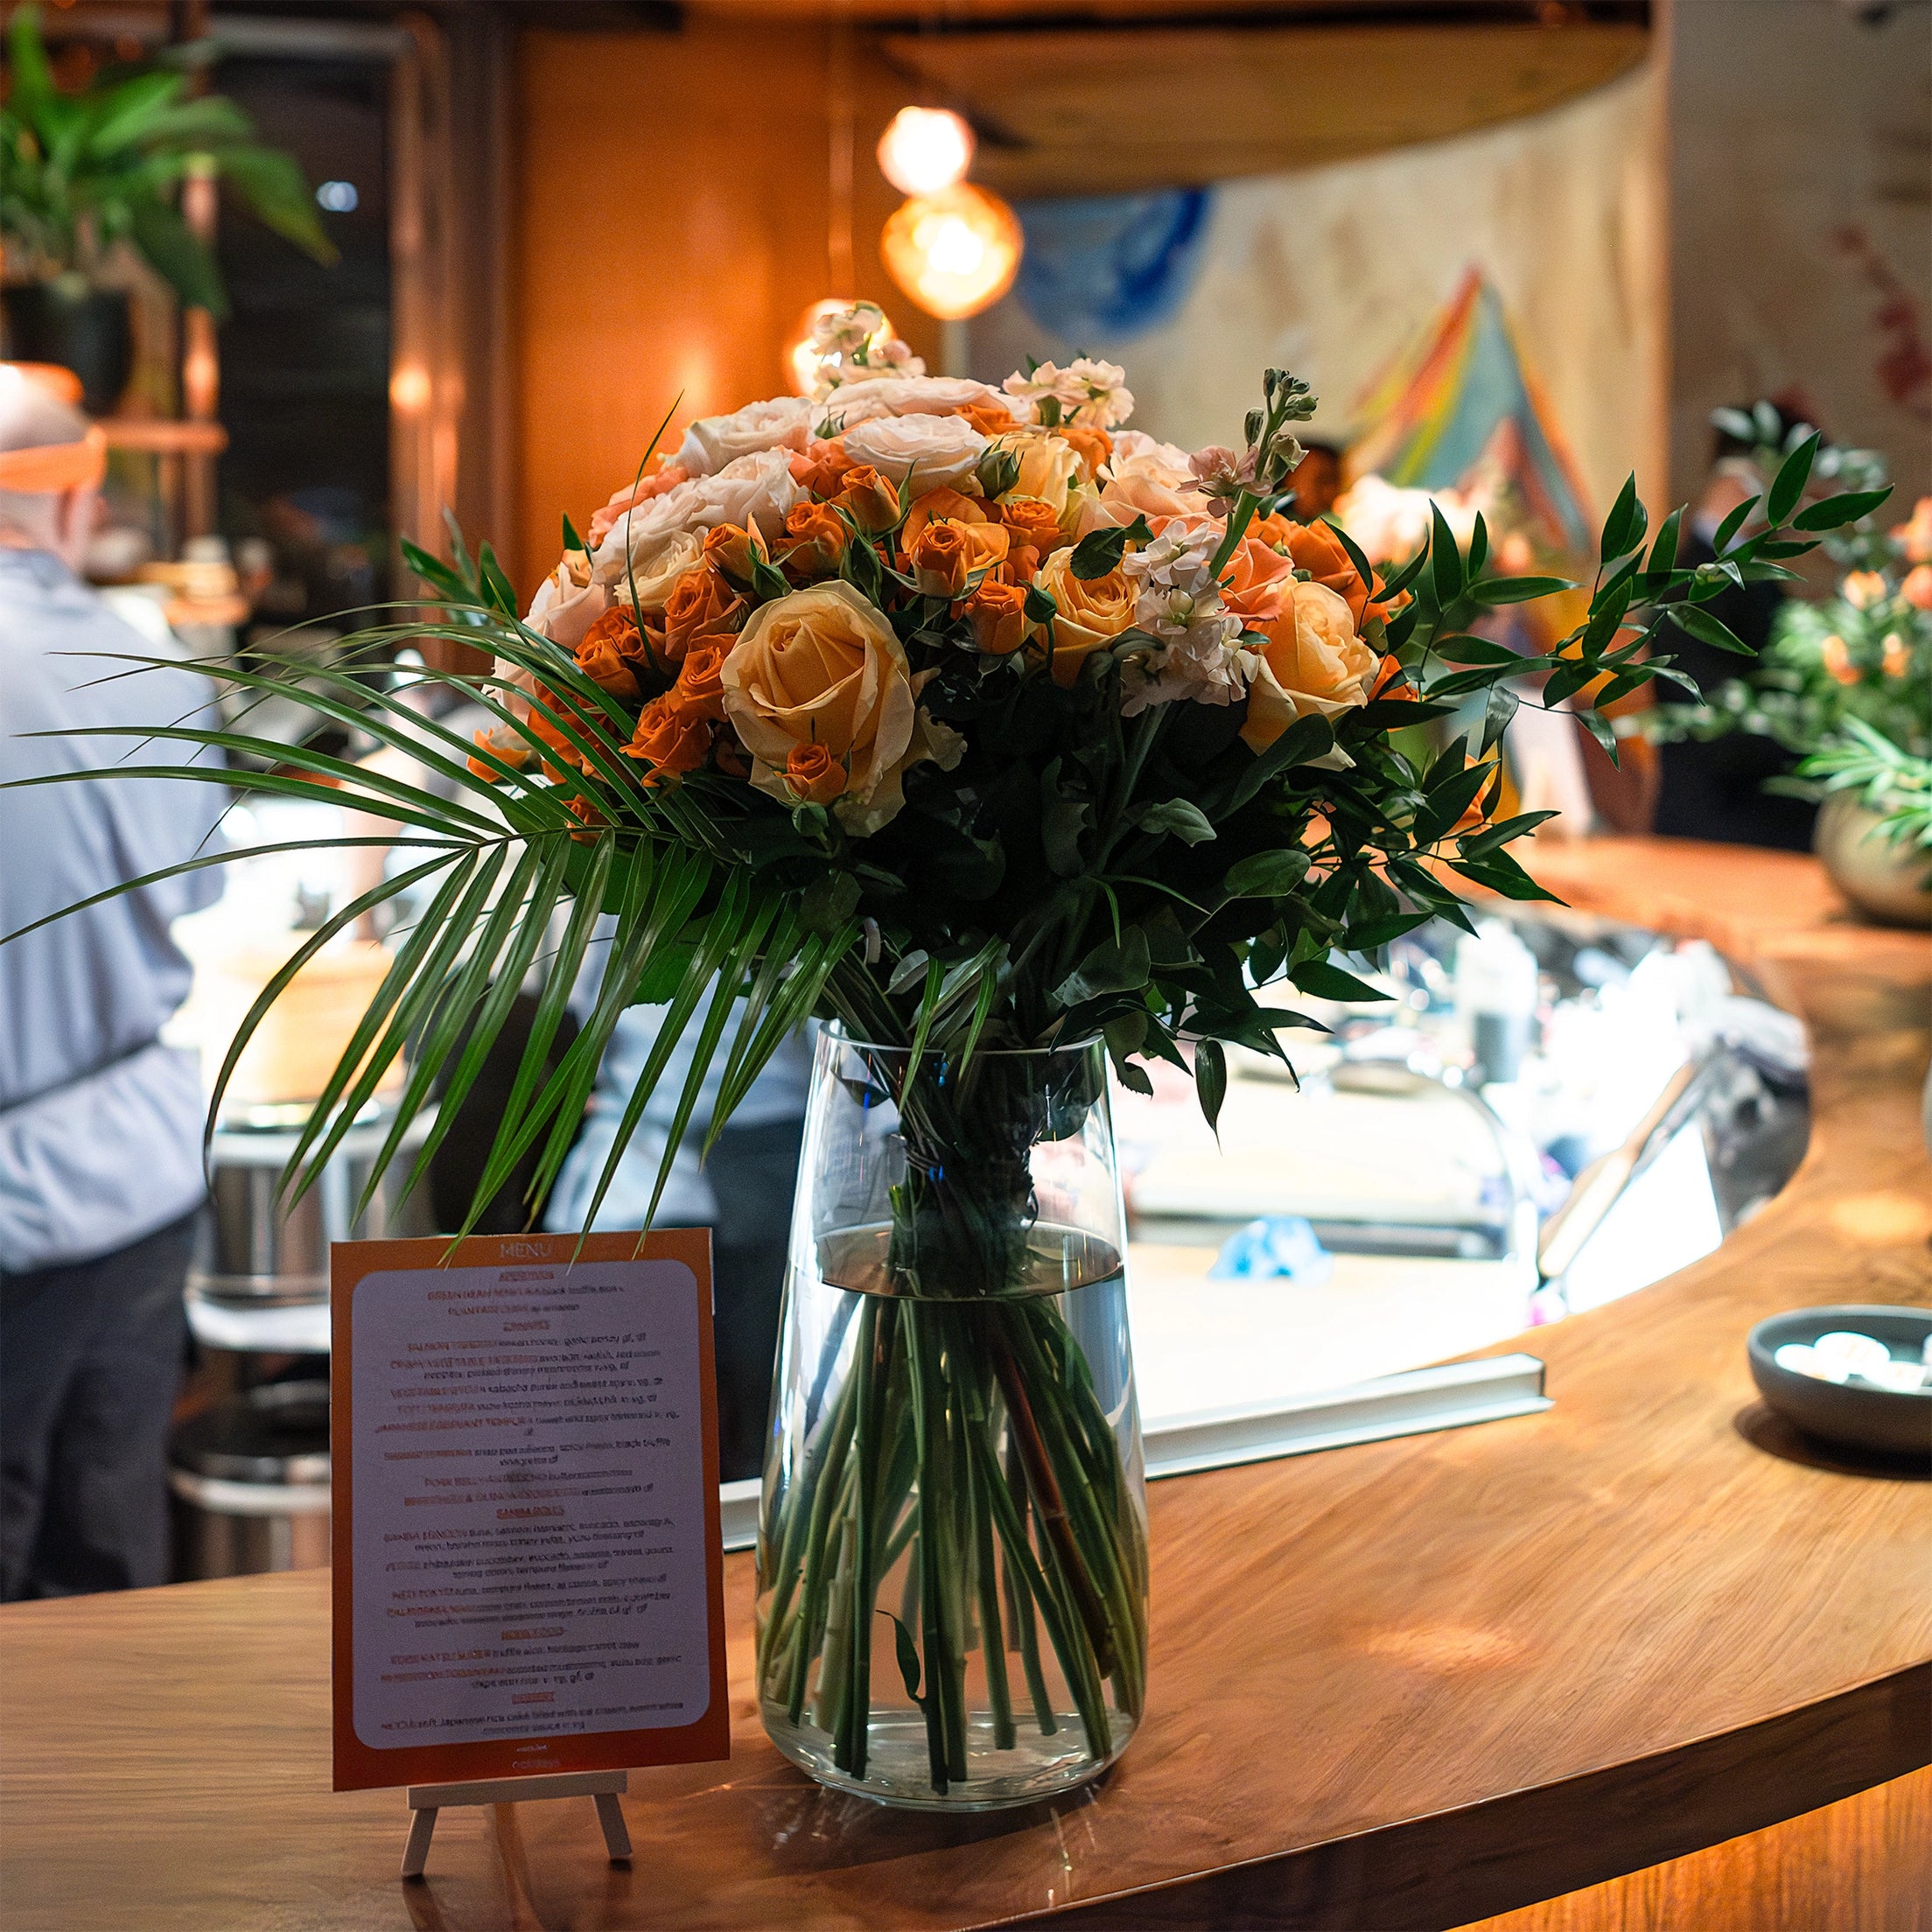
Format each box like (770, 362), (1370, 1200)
(1004, 1439), (1057, 1737)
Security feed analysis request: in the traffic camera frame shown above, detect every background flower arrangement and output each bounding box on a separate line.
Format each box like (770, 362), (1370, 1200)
(20, 303), (1878, 1803)
(1651, 411), (1928, 874)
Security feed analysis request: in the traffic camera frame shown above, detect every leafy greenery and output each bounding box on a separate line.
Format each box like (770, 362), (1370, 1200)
(1, 5), (334, 316)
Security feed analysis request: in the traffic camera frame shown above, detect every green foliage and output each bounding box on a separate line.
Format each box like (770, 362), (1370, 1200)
(0, 5), (333, 315)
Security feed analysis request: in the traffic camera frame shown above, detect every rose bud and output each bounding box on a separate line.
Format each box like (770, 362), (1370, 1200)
(962, 578), (1034, 656)
(783, 739), (848, 805)
(834, 464), (904, 535)
(776, 501), (848, 583)
(909, 518), (973, 598)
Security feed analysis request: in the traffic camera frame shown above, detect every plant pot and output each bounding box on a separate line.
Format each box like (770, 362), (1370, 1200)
(1815, 794), (1932, 929)
(2, 282), (133, 416)
(755, 1029), (1147, 1810)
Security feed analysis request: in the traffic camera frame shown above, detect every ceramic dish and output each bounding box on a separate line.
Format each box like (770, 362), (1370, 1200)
(1747, 1305), (1932, 1460)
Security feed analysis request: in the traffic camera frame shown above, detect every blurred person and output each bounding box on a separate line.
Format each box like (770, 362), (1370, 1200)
(0, 367), (225, 1599)
(543, 966), (810, 1481)
(1652, 407), (1815, 850)
(1286, 440), (1344, 522)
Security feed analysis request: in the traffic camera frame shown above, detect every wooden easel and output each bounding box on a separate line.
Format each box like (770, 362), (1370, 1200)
(400, 1770), (631, 1880)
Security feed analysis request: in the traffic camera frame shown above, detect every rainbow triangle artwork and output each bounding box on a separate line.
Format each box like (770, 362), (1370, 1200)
(1348, 268), (1595, 564)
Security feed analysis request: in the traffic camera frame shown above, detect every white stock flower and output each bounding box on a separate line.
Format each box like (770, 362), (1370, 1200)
(841, 412), (989, 493)
(813, 302), (891, 357)
(1002, 358), (1134, 430)
(675, 396), (815, 477)
(1118, 525), (1252, 715)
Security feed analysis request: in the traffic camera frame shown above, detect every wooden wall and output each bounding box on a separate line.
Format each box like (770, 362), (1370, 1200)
(509, 21), (938, 592)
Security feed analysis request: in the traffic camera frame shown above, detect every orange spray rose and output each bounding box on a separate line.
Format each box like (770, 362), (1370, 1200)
(624, 694), (712, 781)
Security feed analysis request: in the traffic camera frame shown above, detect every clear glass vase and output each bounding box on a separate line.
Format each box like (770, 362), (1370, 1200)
(755, 1028), (1147, 1810)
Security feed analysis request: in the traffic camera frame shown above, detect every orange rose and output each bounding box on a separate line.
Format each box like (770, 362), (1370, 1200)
(961, 578), (1034, 656)
(661, 565), (746, 665)
(1286, 520), (1376, 627)
(902, 485), (990, 551)
(1060, 424), (1113, 482)
(776, 501), (847, 583)
(575, 611), (645, 702)
(781, 740), (847, 805)
(833, 465), (903, 535)
(1242, 580), (1376, 752)
(675, 640), (730, 720)
(1900, 564), (1932, 611)
(955, 401), (1018, 441)
(1371, 654), (1413, 700)
(703, 522), (766, 590)
(567, 793), (609, 844)
(1033, 549), (1136, 688)
(624, 693), (712, 781)
(1001, 494), (1071, 560)
(1819, 634), (1858, 685)
(468, 727), (533, 781)
(1221, 532), (1298, 628)
(528, 683), (602, 780)
(907, 518), (973, 598)
(790, 437), (854, 498)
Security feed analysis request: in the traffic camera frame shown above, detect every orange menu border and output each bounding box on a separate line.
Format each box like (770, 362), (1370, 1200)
(331, 1229), (730, 1793)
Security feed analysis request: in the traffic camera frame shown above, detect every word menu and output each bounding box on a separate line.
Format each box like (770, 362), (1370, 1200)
(332, 1232), (727, 1791)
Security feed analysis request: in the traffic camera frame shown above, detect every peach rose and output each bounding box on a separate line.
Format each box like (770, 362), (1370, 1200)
(662, 565), (746, 664)
(1901, 564), (1932, 611)
(1035, 549), (1138, 688)
(1285, 521), (1376, 627)
(623, 693), (712, 782)
(1088, 444), (1200, 531)
(990, 430), (1082, 517)
(1221, 533), (1298, 628)
(790, 437), (854, 498)
(832, 465), (903, 535)
(775, 501), (848, 583)
(1060, 424), (1113, 482)
(1241, 579), (1376, 752)
(721, 578), (917, 830)
(961, 578), (1034, 656)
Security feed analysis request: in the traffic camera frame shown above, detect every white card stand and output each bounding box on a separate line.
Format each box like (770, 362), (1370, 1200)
(400, 1770), (631, 1880)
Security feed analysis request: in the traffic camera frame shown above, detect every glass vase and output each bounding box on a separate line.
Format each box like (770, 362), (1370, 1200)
(755, 1028), (1147, 1810)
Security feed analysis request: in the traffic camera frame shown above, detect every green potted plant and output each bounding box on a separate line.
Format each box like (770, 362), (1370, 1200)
(0, 4), (334, 413)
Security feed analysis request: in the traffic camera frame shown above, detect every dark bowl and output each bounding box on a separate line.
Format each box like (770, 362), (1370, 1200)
(1747, 1305), (1932, 1462)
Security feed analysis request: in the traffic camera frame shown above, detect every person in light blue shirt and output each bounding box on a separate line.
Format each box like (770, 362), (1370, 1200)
(545, 929), (812, 1480)
(0, 371), (225, 1598)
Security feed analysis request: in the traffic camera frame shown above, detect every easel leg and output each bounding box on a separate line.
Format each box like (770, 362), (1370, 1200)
(593, 1790), (632, 1862)
(400, 1806), (438, 1880)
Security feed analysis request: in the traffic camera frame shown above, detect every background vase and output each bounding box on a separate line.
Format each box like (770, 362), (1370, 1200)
(755, 1029), (1147, 1810)
(2, 283), (133, 417)
(1815, 794), (1932, 929)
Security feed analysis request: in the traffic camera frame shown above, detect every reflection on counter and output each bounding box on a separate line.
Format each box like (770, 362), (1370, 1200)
(1120, 904), (1810, 1424)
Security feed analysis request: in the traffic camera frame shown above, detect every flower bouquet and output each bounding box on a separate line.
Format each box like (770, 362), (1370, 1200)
(16, 304), (1876, 1805)
(1653, 416), (1922, 920)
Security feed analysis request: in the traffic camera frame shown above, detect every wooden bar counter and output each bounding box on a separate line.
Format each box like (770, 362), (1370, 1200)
(4, 837), (1928, 1932)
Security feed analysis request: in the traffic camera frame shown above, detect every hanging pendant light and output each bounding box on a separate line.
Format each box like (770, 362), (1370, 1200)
(876, 106), (975, 199)
(880, 183), (1023, 322)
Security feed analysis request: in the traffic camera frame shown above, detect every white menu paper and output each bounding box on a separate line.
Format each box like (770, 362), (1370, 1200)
(348, 1255), (714, 1754)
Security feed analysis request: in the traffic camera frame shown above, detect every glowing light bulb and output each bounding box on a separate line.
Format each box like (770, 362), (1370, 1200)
(876, 106), (975, 198)
(880, 184), (1022, 322)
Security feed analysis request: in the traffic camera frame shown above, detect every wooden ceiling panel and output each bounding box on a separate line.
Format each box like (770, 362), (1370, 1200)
(881, 19), (1650, 196)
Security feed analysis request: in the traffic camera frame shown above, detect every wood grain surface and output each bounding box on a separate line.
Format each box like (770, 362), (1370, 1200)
(3, 836), (1928, 1932)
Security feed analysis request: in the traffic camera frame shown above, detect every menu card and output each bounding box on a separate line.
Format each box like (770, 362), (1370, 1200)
(331, 1231), (729, 1792)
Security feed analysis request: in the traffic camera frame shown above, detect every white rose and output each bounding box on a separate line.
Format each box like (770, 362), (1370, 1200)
(601, 446), (802, 552)
(821, 374), (1012, 428)
(990, 429), (1082, 517)
(524, 570), (608, 651)
(593, 526), (704, 612)
(674, 395), (815, 478)
(841, 413), (989, 494)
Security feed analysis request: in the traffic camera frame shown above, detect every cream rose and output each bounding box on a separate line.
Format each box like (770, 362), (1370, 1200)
(990, 429), (1082, 520)
(524, 570), (608, 653)
(675, 396), (815, 478)
(1034, 548), (1138, 688)
(599, 527), (704, 613)
(722, 579), (919, 832)
(840, 413), (988, 494)
(822, 374), (1012, 428)
(1241, 579), (1376, 752)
